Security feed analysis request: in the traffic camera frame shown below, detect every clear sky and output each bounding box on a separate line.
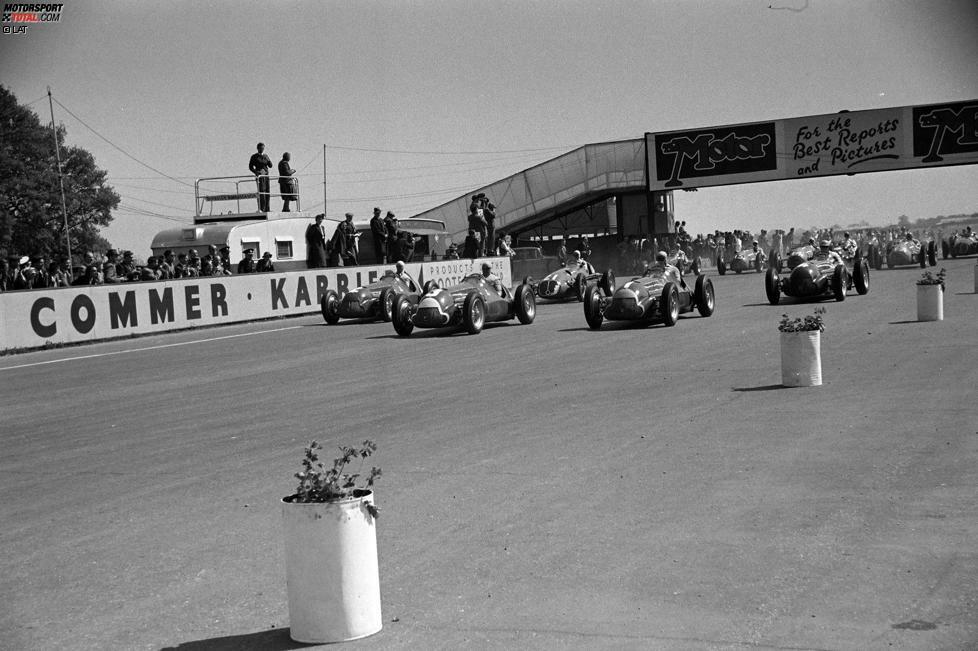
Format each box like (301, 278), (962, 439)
(2, 0), (976, 254)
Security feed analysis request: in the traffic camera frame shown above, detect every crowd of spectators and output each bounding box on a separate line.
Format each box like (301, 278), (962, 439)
(0, 243), (274, 292)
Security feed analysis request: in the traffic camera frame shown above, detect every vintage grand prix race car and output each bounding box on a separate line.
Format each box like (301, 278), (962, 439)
(392, 273), (535, 336)
(943, 232), (978, 258)
(717, 248), (765, 275)
(532, 261), (610, 302)
(583, 266), (715, 329)
(765, 251), (869, 304)
(320, 271), (425, 324)
(770, 243), (815, 274)
(867, 239), (935, 269)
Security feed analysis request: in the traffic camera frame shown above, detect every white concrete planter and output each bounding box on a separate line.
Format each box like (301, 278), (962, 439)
(281, 491), (382, 643)
(916, 284), (944, 321)
(780, 330), (822, 387)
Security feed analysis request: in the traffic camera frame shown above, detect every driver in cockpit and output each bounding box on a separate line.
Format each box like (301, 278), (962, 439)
(393, 260), (419, 292)
(648, 250), (685, 286)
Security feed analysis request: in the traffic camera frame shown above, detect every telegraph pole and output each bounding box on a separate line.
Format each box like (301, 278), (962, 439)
(48, 86), (72, 267)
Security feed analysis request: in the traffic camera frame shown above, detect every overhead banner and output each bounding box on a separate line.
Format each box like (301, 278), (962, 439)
(647, 99), (978, 190)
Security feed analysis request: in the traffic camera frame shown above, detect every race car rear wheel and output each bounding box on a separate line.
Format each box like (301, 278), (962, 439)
(583, 285), (604, 330)
(600, 270), (615, 296)
(661, 282), (680, 326)
(514, 283), (536, 324)
(919, 246), (927, 268)
(717, 256), (726, 275)
(854, 259), (870, 295)
(463, 291), (486, 334)
(574, 274), (586, 302)
(928, 241), (937, 266)
(690, 257), (701, 276)
(321, 289), (341, 324)
(694, 275), (715, 317)
(754, 256), (762, 273)
(832, 265), (847, 301)
(392, 295), (414, 336)
(764, 267), (781, 305)
(379, 287), (396, 322)
(941, 239), (949, 259)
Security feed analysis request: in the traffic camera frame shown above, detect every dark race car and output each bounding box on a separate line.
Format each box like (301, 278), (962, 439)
(765, 250), (869, 305)
(868, 239), (935, 269)
(717, 248), (765, 275)
(770, 243), (815, 274)
(942, 232), (978, 259)
(392, 274), (535, 336)
(320, 271), (424, 324)
(583, 266), (715, 329)
(532, 261), (610, 302)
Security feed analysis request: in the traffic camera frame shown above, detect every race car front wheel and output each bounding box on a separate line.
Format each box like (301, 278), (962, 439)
(515, 284), (536, 324)
(321, 289), (341, 324)
(583, 285), (604, 330)
(463, 292), (486, 335)
(661, 283), (680, 326)
(392, 295), (415, 336)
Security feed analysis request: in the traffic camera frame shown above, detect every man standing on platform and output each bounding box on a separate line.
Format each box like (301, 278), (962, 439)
(370, 207), (388, 264)
(249, 142), (273, 212)
(306, 213), (329, 268)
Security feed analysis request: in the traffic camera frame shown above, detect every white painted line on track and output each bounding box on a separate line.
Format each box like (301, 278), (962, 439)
(0, 325), (304, 371)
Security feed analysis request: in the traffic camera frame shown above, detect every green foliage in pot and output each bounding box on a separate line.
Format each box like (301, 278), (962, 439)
(288, 440), (382, 517)
(916, 267), (946, 291)
(778, 306), (825, 333)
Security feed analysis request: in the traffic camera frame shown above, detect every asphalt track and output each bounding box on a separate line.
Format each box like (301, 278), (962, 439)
(1, 257), (976, 651)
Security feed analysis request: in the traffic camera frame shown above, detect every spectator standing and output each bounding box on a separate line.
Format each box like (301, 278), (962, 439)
(257, 251), (276, 272)
(462, 229), (480, 258)
(237, 248), (258, 273)
(557, 238), (568, 266)
(305, 213), (329, 268)
(370, 207), (388, 264)
(0, 257), (10, 291)
(159, 250), (175, 279)
(140, 257), (162, 281)
(74, 252), (101, 285)
(121, 251), (139, 280)
(185, 250), (202, 277)
(103, 249), (125, 284)
(384, 211), (399, 263)
(248, 142), (273, 212)
(498, 232), (515, 258)
(49, 260), (71, 287)
(219, 246), (234, 275)
(579, 236), (592, 260)
(483, 198), (496, 256)
(397, 231), (415, 263)
(443, 243), (460, 260)
(336, 212), (359, 266)
(31, 255), (51, 288)
(278, 152), (297, 212)
(467, 204), (488, 257)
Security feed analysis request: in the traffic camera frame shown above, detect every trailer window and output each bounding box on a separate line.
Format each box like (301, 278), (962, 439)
(275, 238), (294, 259)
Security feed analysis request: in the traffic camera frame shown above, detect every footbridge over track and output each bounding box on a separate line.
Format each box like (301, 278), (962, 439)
(409, 138), (672, 243)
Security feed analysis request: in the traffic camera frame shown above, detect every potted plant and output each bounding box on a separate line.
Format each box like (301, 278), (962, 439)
(916, 268), (946, 322)
(281, 440), (383, 643)
(778, 307), (825, 387)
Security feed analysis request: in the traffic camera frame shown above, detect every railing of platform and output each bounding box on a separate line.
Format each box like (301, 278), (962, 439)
(194, 175), (301, 216)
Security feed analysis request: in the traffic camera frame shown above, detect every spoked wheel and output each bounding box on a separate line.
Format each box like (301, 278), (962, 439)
(321, 289), (340, 324)
(854, 259), (870, 295)
(379, 287), (396, 322)
(462, 291), (486, 334)
(392, 295), (414, 336)
(583, 285), (604, 330)
(694, 275), (715, 317)
(764, 267), (780, 305)
(832, 265), (847, 301)
(600, 270), (616, 296)
(660, 282), (680, 326)
(514, 283), (536, 324)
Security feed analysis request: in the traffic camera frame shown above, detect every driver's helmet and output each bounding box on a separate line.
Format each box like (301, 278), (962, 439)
(395, 261), (405, 272)
(655, 251), (667, 263)
(819, 240), (832, 249)
(905, 232), (914, 240)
